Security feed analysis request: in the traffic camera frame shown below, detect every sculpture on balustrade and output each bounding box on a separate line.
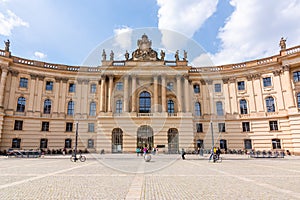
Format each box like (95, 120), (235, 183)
(279, 37), (286, 50)
(131, 34), (158, 61)
(160, 50), (165, 61)
(175, 50), (179, 61)
(183, 50), (187, 61)
(102, 49), (106, 61)
(110, 50), (114, 61)
(4, 39), (10, 52)
(125, 50), (129, 60)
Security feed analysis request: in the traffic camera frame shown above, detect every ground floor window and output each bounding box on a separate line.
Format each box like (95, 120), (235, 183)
(168, 128), (178, 154)
(244, 139), (252, 149)
(137, 125), (153, 150)
(112, 128), (123, 153)
(88, 139), (94, 148)
(40, 138), (48, 148)
(65, 138), (72, 148)
(220, 139), (227, 149)
(272, 139), (281, 149)
(196, 139), (204, 149)
(12, 138), (21, 148)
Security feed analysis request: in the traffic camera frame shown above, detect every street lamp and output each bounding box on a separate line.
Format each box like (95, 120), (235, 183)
(210, 121), (214, 149)
(74, 121), (79, 162)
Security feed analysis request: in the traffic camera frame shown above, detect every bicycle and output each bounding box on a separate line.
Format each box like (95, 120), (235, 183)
(209, 153), (222, 163)
(70, 154), (86, 162)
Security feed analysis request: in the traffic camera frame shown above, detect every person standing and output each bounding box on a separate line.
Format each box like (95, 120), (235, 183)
(181, 148), (186, 160)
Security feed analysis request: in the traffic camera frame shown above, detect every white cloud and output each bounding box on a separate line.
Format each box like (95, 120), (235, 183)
(210, 0), (300, 65)
(0, 10), (29, 36)
(113, 26), (133, 50)
(34, 51), (47, 59)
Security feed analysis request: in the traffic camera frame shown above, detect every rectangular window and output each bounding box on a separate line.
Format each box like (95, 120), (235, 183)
(293, 71), (300, 82)
(69, 83), (76, 92)
(214, 83), (221, 92)
(41, 122), (49, 131)
(167, 82), (173, 91)
(45, 81), (53, 91)
(88, 123), (95, 132)
(19, 78), (28, 88)
(244, 139), (252, 149)
(66, 122), (73, 132)
(116, 82), (123, 91)
(237, 81), (245, 91)
(14, 120), (23, 130)
(242, 122), (250, 132)
(218, 123), (226, 132)
(88, 139), (94, 148)
(193, 84), (200, 93)
(272, 139), (281, 149)
(65, 139), (72, 148)
(263, 77), (272, 87)
(40, 138), (48, 148)
(12, 138), (21, 148)
(196, 123), (203, 133)
(90, 84), (96, 93)
(269, 121), (278, 131)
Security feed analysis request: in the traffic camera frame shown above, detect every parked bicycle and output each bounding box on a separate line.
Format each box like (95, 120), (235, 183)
(70, 154), (86, 162)
(209, 153), (222, 163)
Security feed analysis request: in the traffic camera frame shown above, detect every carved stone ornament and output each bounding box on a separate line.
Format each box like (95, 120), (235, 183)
(131, 34), (159, 61)
(272, 70), (282, 76)
(282, 65), (290, 71)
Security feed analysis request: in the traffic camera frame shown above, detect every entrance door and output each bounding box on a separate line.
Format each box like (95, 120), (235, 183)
(137, 125), (153, 150)
(168, 128), (179, 154)
(112, 128), (123, 153)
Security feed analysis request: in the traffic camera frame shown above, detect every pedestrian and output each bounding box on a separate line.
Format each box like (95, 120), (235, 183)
(181, 148), (186, 160)
(143, 146), (148, 157)
(216, 147), (221, 160)
(136, 147), (140, 156)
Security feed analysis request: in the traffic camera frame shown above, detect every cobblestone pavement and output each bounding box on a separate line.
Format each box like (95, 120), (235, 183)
(0, 154), (300, 200)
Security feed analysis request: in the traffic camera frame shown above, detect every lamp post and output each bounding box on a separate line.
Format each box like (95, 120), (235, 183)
(210, 121), (214, 149)
(74, 122), (79, 162)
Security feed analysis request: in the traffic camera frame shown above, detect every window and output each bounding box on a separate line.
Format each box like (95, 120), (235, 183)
(297, 93), (300, 108)
(67, 101), (74, 115)
(216, 101), (224, 116)
(89, 102), (96, 116)
(269, 121), (278, 131)
(41, 122), (49, 131)
(69, 83), (76, 92)
(293, 71), (300, 82)
(116, 100), (122, 114)
(167, 82), (173, 91)
(218, 123), (226, 132)
(43, 99), (52, 114)
(242, 122), (250, 132)
(195, 102), (201, 116)
(263, 77), (272, 87)
(214, 83), (221, 92)
(19, 78), (28, 88)
(88, 123), (95, 132)
(116, 82), (123, 91)
(65, 138), (72, 148)
(90, 84), (96, 93)
(193, 84), (200, 93)
(240, 99), (248, 114)
(16, 97), (26, 112)
(244, 139), (252, 149)
(196, 139), (204, 148)
(66, 122), (73, 132)
(196, 123), (203, 133)
(139, 91), (151, 113)
(237, 81), (245, 91)
(40, 138), (48, 148)
(12, 138), (21, 148)
(266, 97), (275, 112)
(272, 139), (281, 149)
(167, 100), (175, 113)
(45, 81), (53, 91)
(88, 139), (94, 148)
(14, 120), (23, 130)
(220, 139), (227, 149)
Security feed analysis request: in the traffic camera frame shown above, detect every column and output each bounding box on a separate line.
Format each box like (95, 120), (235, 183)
(222, 78), (231, 114)
(34, 75), (45, 113)
(99, 76), (106, 112)
(281, 65), (295, 108)
(60, 78), (68, 116)
(27, 74), (37, 113)
(161, 75), (166, 112)
(75, 79), (82, 116)
(107, 75), (113, 112)
(200, 80), (209, 115)
(229, 77), (238, 114)
(7, 70), (19, 111)
(176, 75), (182, 112)
(0, 67), (8, 108)
(253, 74), (264, 112)
(273, 70), (284, 110)
(205, 80), (213, 115)
(153, 76), (158, 112)
(246, 75), (256, 112)
(53, 77), (61, 115)
(184, 75), (190, 112)
(81, 80), (89, 116)
(123, 75), (129, 112)
(131, 75), (137, 112)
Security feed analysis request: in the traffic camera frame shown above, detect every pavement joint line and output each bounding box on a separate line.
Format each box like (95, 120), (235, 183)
(125, 159), (145, 200)
(187, 160), (300, 199)
(0, 161), (97, 190)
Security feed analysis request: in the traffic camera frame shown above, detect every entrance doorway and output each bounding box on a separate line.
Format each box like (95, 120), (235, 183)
(137, 125), (153, 150)
(112, 128), (123, 153)
(168, 128), (179, 154)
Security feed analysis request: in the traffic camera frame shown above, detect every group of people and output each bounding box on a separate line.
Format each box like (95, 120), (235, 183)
(136, 146), (158, 157)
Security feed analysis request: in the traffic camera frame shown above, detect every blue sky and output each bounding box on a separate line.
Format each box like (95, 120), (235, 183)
(1, 0), (300, 66)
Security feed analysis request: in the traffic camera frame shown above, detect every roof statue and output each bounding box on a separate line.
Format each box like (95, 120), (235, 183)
(102, 49), (106, 61)
(279, 37), (286, 50)
(110, 50), (114, 61)
(175, 50), (179, 61)
(183, 50), (187, 61)
(4, 39), (10, 52)
(125, 50), (129, 60)
(131, 34), (159, 61)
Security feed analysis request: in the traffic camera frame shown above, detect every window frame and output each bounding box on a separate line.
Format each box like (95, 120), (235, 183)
(41, 121), (49, 131)
(293, 71), (300, 82)
(240, 99), (248, 114)
(242, 122), (250, 132)
(266, 96), (275, 112)
(214, 83), (221, 93)
(194, 102), (201, 116)
(88, 123), (95, 132)
(16, 97), (26, 112)
(218, 123), (226, 132)
(66, 122), (73, 132)
(196, 123), (203, 133)
(12, 138), (21, 148)
(116, 100), (122, 114)
(237, 81), (245, 91)
(19, 77), (28, 88)
(263, 77), (272, 87)
(14, 120), (23, 130)
(45, 81), (53, 91)
(89, 102), (96, 116)
(40, 138), (48, 149)
(90, 84), (97, 93)
(269, 121), (278, 131)
(69, 83), (76, 93)
(193, 84), (200, 94)
(116, 82), (123, 91)
(43, 99), (52, 114)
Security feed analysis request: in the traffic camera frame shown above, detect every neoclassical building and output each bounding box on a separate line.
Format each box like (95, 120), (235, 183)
(0, 35), (300, 155)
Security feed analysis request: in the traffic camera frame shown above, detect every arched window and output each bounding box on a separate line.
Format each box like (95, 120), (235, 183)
(216, 101), (223, 116)
(139, 91), (151, 113)
(116, 100), (122, 113)
(240, 99), (248, 114)
(297, 93), (300, 108)
(266, 96), (275, 112)
(89, 102), (96, 116)
(67, 101), (74, 115)
(43, 99), (52, 114)
(195, 102), (201, 116)
(167, 100), (174, 113)
(16, 97), (26, 112)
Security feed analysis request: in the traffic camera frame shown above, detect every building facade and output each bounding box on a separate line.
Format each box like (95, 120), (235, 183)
(0, 35), (300, 155)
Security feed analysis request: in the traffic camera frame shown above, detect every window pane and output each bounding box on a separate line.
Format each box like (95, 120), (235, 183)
(240, 99), (248, 114)
(16, 97), (26, 112)
(242, 122), (250, 132)
(44, 99), (51, 114)
(89, 102), (96, 116)
(193, 84), (200, 93)
(195, 102), (201, 116)
(46, 81), (53, 91)
(238, 81), (245, 90)
(215, 84), (221, 92)
(266, 97), (275, 112)
(196, 123), (203, 132)
(66, 123), (73, 132)
(263, 77), (272, 87)
(88, 123), (95, 132)
(90, 84), (96, 93)
(19, 78), (28, 88)
(139, 91), (151, 113)
(116, 82), (123, 91)
(42, 122), (49, 131)
(69, 83), (76, 92)
(168, 100), (174, 113)
(67, 101), (74, 115)
(116, 100), (122, 113)
(216, 102), (223, 116)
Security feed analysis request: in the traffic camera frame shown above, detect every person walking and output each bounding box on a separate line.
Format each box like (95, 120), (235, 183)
(136, 147), (141, 156)
(181, 148), (186, 160)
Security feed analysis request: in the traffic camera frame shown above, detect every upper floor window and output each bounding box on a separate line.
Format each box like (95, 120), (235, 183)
(116, 100), (122, 114)
(263, 77), (272, 87)
(167, 100), (175, 113)
(67, 101), (74, 115)
(116, 82), (123, 91)
(41, 121), (49, 131)
(69, 83), (76, 92)
(167, 82), (173, 91)
(90, 84), (96, 93)
(19, 78), (28, 88)
(237, 81), (245, 91)
(218, 123), (226, 132)
(214, 83), (221, 92)
(269, 121), (278, 131)
(293, 71), (300, 82)
(196, 123), (203, 133)
(216, 101), (224, 116)
(193, 84), (200, 94)
(16, 97), (26, 112)
(297, 93), (300, 108)
(240, 99), (248, 114)
(139, 91), (151, 113)
(195, 102), (201, 116)
(14, 120), (23, 130)
(44, 99), (52, 114)
(89, 102), (96, 116)
(12, 138), (21, 148)
(242, 122), (250, 132)
(266, 96), (275, 112)
(45, 81), (53, 91)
